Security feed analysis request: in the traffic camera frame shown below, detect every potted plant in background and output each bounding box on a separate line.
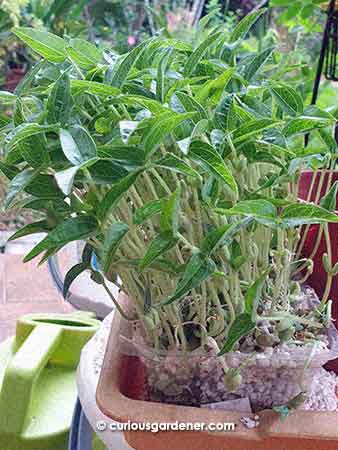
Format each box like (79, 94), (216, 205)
(2, 9), (338, 449)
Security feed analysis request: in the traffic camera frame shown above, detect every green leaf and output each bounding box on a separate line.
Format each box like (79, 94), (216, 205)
(110, 38), (151, 88)
(8, 220), (50, 242)
(98, 144), (146, 168)
(59, 126), (97, 165)
(229, 9), (266, 43)
(188, 140), (238, 194)
(23, 215), (98, 262)
(70, 80), (120, 97)
(216, 199), (277, 226)
(0, 161), (19, 180)
(0, 91), (16, 105)
(18, 135), (50, 168)
(13, 27), (66, 63)
(270, 84), (303, 116)
(116, 95), (167, 114)
(25, 174), (64, 199)
(67, 38), (101, 69)
(13, 98), (25, 126)
(47, 71), (71, 125)
(5, 123), (59, 154)
(102, 222), (129, 273)
(200, 217), (253, 256)
(143, 112), (195, 156)
(154, 153), (199, 178)
(218, 313), (255, 355)
(160, 186), (181, 233)
(98, 169), (143, 220)
(14, 60), (46, 96)
(140, 231), (179, 270)
(244, 270), (269, 321)
(63, 263), (88, 298)
(196, 68), (235, 103)
(162, 252), (216, 305)
(184, 31), (223, 76)
(5, 168), (36, 208)
(175, 91), (207, 120)
(242, 47), (275, 81)
(320, 181), (338, 211)
(232, 119), (279, 144)
(283, 117), (332, 137)
(88, 160), (129, 185)
(133, 199), (165, 225)
(281, 203), (338, 227)
(214, 94), (236, 131)
(156, 47), (173, 103)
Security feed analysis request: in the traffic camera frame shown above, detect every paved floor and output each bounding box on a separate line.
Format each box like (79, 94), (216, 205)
(0, 233), (74, 342)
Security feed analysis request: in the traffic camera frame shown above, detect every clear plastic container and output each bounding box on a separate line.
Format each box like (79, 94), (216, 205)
(119, 322), (338, 411)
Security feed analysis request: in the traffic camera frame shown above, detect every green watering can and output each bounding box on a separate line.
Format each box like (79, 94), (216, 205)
(0, 312), (100, 450)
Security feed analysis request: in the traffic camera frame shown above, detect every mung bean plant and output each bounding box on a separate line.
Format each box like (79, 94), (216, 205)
(1, 10), (338, 356)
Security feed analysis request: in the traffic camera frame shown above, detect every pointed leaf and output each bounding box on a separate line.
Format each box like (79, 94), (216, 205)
(144, 112), (195, 156)
(5, 169), (36, 208)
(23, 216), (98, 262)
(0, 91), (16, 105)
(59, 126), (97, 165)
(140, 231), (179, 270)
(201, 217), (253, 256)
(70, 80), (120, 97)
(232, 119), (279, 144)
(98, 144), (146, 167)
(133, 199), (165, 225)
(160, 186), (181, 233)
(162, 252), (216, 305)
(154, 153), (199, 178)
(67, 38), (101, 69)
(242, 47), (275, 81)
(102, 222), (129, 273)
(47, 72), (71, 125)
(13, 27), (66, 62)
(188, 140), (238, 194)
(184, 31), (223, 76)
(245, 270), (269, 321)
(5, 123), (59, 154)
(281, 203), (338, 227)
(98, 169), (143, 220)
(156, 48), (173, 103)
(270, 84), (303, 116)
(175, 91), (207, 120)
(218, 313), (255, 355)
(214, 94), (236, 131)
(283, 117), (332, 137)
(216, 199), (277, 226)
(110, 38), (151, 88)
(8, 220), (50, 242)
(63, 263), (88, 298)
(196, 68), (235, 103)
(320, 181), (338, 211)
(229, 9), (266, 43)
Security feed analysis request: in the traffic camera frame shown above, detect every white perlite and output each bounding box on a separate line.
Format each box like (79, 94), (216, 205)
(302, 369), (338, 411)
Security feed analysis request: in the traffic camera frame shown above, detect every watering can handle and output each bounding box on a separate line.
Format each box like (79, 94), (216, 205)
(0, 325), (62, 434)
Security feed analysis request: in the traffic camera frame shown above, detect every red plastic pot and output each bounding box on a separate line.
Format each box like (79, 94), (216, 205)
(298, 170), (338, 372)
